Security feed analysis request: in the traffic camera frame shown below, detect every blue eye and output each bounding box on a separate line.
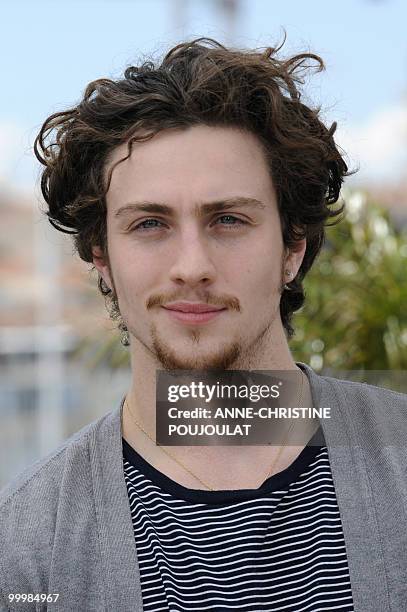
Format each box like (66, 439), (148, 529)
(215, 215), (246, 227)
(134, 219), (164, 231)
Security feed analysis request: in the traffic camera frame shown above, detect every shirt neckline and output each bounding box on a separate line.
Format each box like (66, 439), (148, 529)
(122, 426), (325, 504)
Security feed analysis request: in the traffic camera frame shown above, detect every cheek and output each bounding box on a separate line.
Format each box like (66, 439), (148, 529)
(220, 232), (281, 285)
(244, 242), (282, 282)
(249, 264), (280, 295)
(230, 260), (274, 302)
(112, 251), (160, 302)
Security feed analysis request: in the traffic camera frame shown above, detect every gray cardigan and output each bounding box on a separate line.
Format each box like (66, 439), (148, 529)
(0, 363), (406, 611)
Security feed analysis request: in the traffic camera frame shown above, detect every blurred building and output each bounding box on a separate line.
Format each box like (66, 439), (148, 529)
(0, 188), (129, 488)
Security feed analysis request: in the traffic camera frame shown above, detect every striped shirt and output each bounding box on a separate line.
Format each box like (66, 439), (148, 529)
(123, 430), (354, 611)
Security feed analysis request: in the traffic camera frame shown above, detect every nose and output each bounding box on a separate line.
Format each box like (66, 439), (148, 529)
(168, 226), (217, 287)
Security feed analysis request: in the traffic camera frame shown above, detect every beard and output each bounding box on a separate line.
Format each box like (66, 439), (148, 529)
(151, 324), (242, 370)
(137, 313), (277, 371)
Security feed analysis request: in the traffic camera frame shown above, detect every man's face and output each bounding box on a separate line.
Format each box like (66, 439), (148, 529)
(93, 125), (304, 370)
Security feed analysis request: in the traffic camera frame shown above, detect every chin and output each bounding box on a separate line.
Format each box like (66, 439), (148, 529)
(152, 338), (243, 372)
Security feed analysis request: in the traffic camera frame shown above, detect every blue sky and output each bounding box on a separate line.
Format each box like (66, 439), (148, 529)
(1, 0), (406, 192)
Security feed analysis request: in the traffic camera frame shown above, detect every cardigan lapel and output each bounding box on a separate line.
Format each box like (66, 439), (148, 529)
(299, 362), (390, 612)
(89, 400), (144, 612)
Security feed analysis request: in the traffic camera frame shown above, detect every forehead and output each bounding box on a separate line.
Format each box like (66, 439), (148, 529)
(104, 125), (275, 211)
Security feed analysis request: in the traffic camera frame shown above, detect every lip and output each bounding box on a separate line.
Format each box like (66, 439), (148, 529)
(163, 302), (225, 313)
(162, 306), (226, 325)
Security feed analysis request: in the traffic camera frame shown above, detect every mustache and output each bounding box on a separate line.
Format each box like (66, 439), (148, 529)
(147, 294), (241, 312)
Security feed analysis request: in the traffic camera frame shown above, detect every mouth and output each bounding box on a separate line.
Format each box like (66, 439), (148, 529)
(163, 303), (227, 325)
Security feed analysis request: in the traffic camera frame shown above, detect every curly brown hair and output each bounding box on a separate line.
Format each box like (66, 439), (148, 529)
(34, 36), (349, 343)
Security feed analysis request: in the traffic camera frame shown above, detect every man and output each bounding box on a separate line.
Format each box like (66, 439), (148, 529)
(0, 37), (406, 612)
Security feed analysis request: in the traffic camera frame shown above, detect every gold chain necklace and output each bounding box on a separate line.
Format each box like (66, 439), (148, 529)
(125, 370), (305, 491)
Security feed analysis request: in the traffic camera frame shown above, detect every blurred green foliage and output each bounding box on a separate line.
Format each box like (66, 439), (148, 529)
(77, 190), (407, 373)
(74, 331), (130, 370)
(291, 190), (407, 371)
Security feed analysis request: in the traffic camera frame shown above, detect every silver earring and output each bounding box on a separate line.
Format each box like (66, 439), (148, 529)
(120, 331), (130, 347)
(283, 270), (294, 291)
(119, 323), (130, 347)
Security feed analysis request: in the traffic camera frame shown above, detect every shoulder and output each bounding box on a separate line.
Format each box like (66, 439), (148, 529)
(300, 361), (407, 411)
(321, 372), (406, 408)
(0, 417), (95, 508)
(319, 372), (407, 443)
(300, 362), (407, 445)
(322, 371), (404, 395)
(0, 409), (117, 598)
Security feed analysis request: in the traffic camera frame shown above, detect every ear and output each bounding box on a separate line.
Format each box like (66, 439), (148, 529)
(283, 238), (306, 280)
(92, 246), (113, 290)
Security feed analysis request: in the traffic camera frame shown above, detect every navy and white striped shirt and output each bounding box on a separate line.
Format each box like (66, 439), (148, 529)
(123, 430), (354, 611)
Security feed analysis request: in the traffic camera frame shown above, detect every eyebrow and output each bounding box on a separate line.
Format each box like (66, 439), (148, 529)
(114, 197), (267, 220)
